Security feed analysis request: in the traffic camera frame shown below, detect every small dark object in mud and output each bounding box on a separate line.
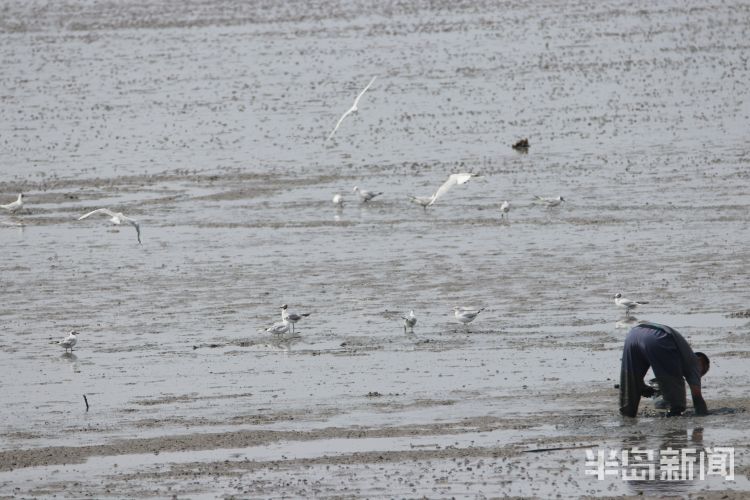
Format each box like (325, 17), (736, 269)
(366, 391), (383, 397)
(614, 384), (620, 389)
(727, 310), (750, 318)
(512, 138), (530, 150)
(83, 394), (89, 411)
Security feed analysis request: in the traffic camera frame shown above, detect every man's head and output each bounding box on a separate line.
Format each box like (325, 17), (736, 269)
(695, 352), (710, 376)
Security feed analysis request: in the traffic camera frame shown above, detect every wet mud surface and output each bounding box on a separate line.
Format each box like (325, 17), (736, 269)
(1, 0), (749, 497)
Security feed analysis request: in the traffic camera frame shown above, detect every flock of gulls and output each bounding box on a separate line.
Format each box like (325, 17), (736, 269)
(0, 75), (638, 352)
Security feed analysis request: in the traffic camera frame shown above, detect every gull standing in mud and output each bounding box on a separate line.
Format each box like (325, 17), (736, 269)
(533, 195), (565, 207)
(280, 304), (310, 333)
(453, 307), (485, 331)
(499, 200), (510, 219)
(402, 310), (417, 332)
(327, 76), (377, 141)
(77, 208), (142, 245)
(353, 186), (383, 203)
(428, 173), (480, 207)
(614, 293), (648, 317)
(408, 195), (434, 210)
(265, 319), (290, 336)
(332, 194), (345, 208)
(0, 193), (24, 213)
(59, 331), (79, 352)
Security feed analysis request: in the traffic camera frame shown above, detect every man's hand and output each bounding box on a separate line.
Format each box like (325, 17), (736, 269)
(690, 384), (709, 416)
(640, 386), (656, 398)
(693, 397), (709, 416)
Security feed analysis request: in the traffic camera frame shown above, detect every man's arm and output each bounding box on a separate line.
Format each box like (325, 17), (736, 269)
(669, 329), (702, 387)
(690, 384), (708, 415)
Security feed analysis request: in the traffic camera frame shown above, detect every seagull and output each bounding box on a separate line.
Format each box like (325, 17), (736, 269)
(0, 193), (24, 213)
(78, 208), (141, 244)
(408, 195), (434, 210)
(332, 194), (345, 207)
(265, 319), (290, 336)
(499, 200), (510, 218)
(327, 76), (377, 141)
(453, 307), (485, 328)
(428, 173), (480, 206)
(353, 186), (383, 203)
(533, 195), (565, 207)
(402, 310), (417, 332)
(614, 293), (648, 316)
(59, 330), (79, 352)
(281, 304), (310, 333)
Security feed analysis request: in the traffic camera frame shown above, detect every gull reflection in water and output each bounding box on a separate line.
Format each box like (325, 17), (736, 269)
(616, 315), (641, 329)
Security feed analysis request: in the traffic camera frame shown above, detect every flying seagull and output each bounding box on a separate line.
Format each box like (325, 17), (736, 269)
(0, 193), (24, 213)
(280, 304), (310, 333)
(429, 173), (480, 206)
(407, 173), (480, 209)
(78, 208), (141, 244)
(614, 293), (648, 317)
(327, 76), (377, 141)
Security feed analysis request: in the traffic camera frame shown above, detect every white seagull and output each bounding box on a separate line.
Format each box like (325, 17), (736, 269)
(402, 310), (417, 332)
(499, 200), (510, 218)
(614, 293), (649, 317)
(0, 193), (24, 213)
(408, 195), (434, 210)
(265, 319), (291, 336)
(453, 306), (485, 328)
(59, 330), (79, 352)
(280, 304), (310, 333)
(78, 208), (141, 244)
(533, 195), (565, 207)
(332, 194), (345, 207)
(327, 76), (377, 141)
(428, 173), (480, 206)
(353, 186), (383, 203)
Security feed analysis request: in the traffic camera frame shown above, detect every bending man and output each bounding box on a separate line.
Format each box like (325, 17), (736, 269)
(619, 321), (709, 417)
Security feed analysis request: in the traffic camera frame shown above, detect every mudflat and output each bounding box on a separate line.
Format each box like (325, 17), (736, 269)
(1, 0), (749, 497)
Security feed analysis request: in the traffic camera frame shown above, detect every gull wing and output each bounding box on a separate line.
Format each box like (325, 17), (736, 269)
(351, 76), (377, 108)
(451, 172), (475, 185)
(119, 216), (142, 245)
(428, 176), (458, 205)
(327, 106), (355, 140)
(130, 220), (142, 245)
(78, 208), (117, 220)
